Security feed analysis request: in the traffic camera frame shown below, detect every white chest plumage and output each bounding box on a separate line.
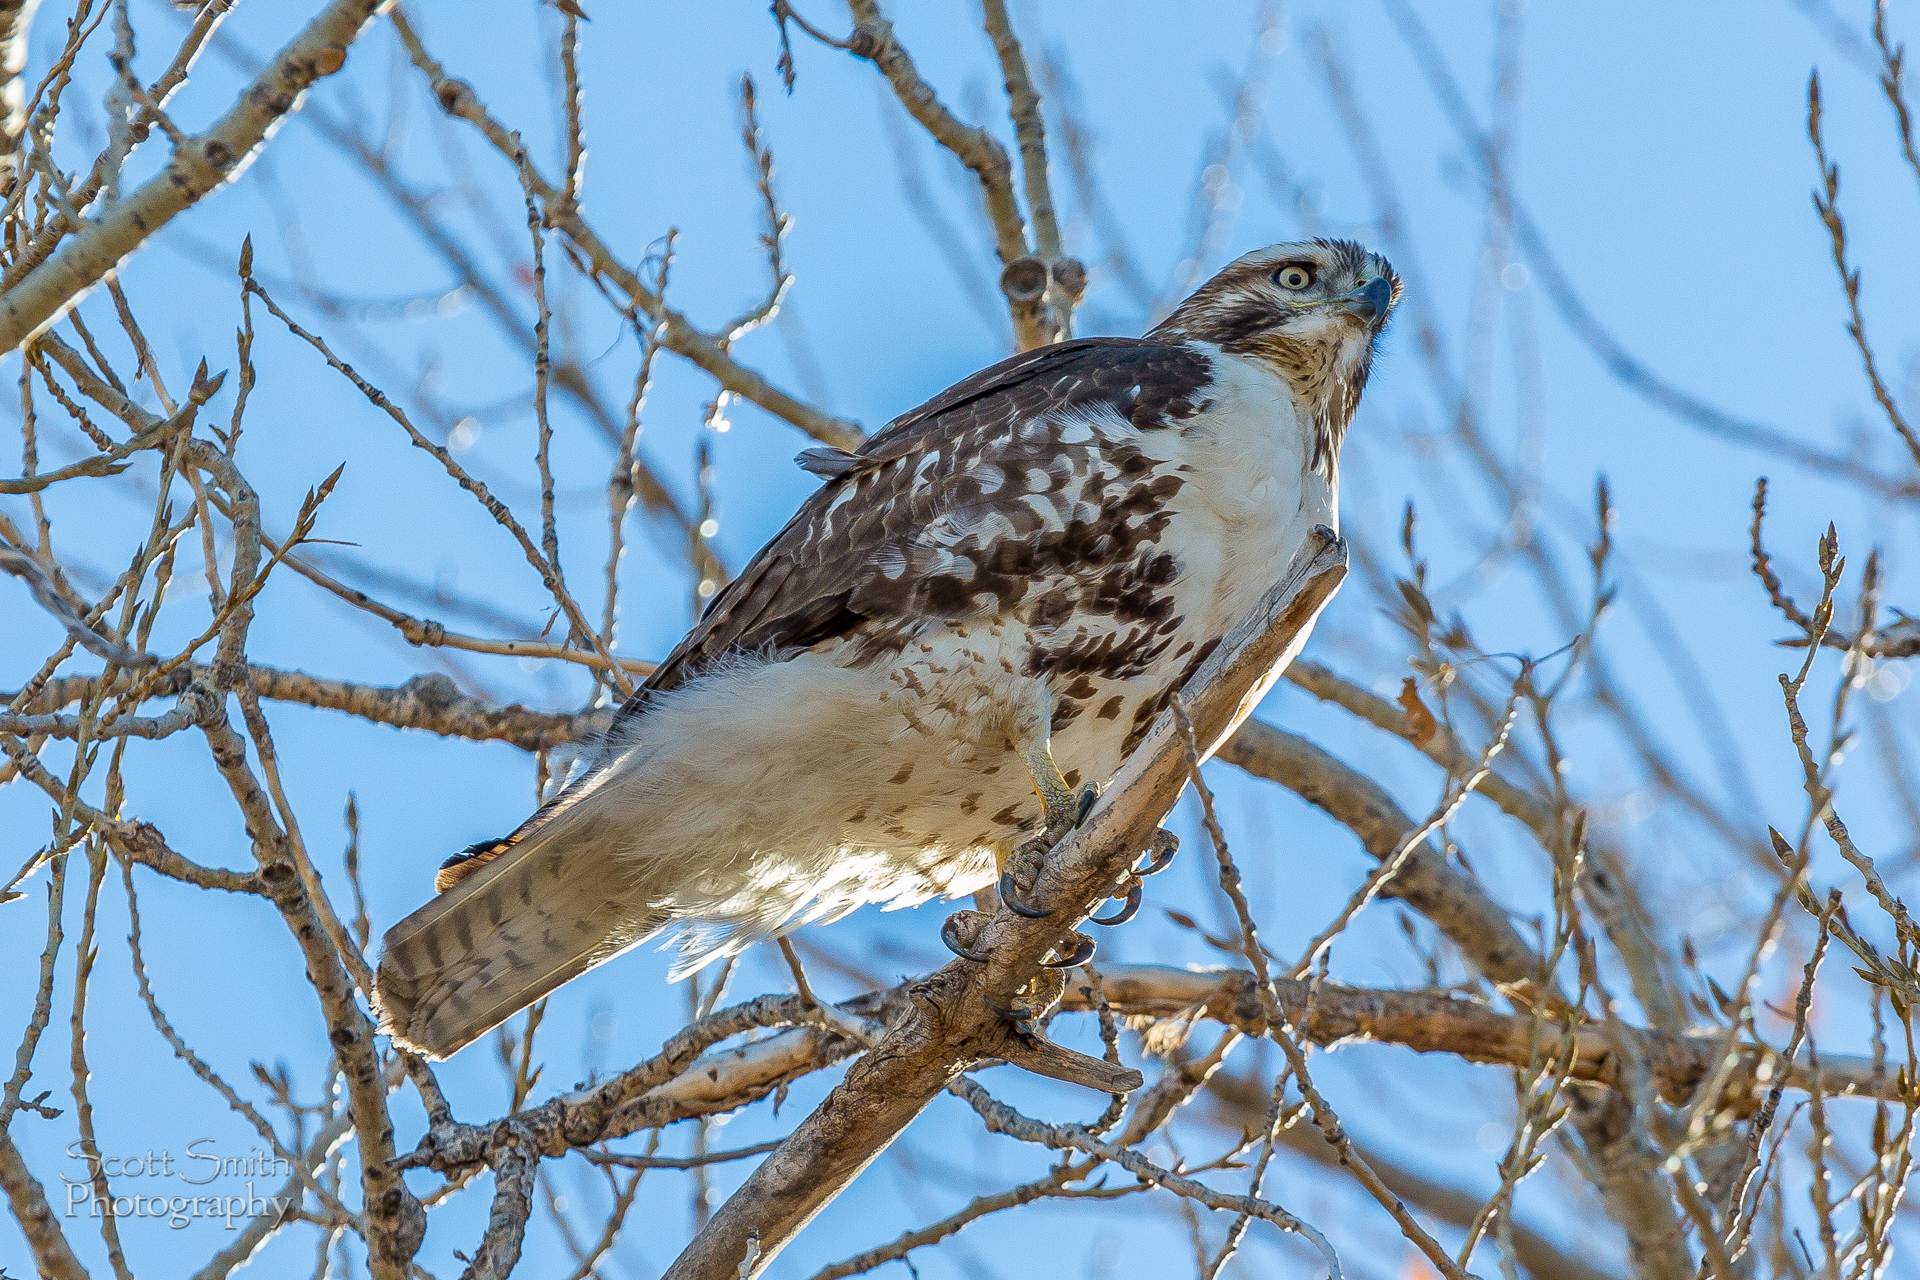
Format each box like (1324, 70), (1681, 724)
(1163, 349), (1337, 628)
(1038, 351), (1332, 784)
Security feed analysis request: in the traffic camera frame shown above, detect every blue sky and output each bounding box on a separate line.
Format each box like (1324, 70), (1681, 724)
(5, 1), (1920, 1276)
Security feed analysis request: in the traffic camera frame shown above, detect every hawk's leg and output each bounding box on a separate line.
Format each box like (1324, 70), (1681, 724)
(942, 684), (1165, 970)
(996, 684), (1101, 920)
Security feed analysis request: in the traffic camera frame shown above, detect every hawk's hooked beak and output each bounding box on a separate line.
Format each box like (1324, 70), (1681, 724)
(1335, 276), (1394, 326)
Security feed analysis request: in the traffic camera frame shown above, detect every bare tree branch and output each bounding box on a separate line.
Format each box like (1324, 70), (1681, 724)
(0, 0), (389, 351)
(0, 1130), (89, 1280)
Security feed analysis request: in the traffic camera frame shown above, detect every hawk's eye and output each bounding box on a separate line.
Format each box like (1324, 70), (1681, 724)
(1272, 263), (1315, 291)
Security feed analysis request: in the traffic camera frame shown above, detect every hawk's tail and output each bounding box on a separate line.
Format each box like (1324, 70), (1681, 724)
(373, 808), (664, 1060)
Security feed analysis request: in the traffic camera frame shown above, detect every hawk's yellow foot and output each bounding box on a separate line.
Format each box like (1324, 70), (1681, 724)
(997, 780), (1101, 919)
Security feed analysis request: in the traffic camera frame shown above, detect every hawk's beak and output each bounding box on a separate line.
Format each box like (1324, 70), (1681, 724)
(1336, 276), (1393, 326)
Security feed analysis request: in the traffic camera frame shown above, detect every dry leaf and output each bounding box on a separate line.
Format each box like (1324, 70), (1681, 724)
(1398, 676), (1438, 747)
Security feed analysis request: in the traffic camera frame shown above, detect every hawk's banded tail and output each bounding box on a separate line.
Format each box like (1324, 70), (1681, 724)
(372, 802), (665, 1059)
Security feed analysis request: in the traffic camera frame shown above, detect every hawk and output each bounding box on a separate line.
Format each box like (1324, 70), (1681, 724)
(375, 240), (1400, 1059)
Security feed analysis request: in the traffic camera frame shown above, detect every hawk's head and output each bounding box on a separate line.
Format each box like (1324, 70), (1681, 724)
(1150, 239), (1401, 459)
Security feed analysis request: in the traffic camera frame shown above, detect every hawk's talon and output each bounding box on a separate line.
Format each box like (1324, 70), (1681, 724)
(997, 869), (1051, 919)
(941, 910), (991, 963)
(1041, 931), (1097, 968)
(1088, 880), (1143, 927)
(1070, 783), (1100, 828)
(1136, 828), (1179, 877)
(1084, 828), (1173, 929)
(985, 966), (1067, 1039)
(985, 996), (1042, 1039)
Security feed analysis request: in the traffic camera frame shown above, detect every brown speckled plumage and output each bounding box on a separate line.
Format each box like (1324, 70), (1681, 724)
(641, 338), (1214, 695)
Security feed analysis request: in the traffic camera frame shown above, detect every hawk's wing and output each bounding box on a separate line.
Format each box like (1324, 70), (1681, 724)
(437, 338), (1212, 884)
(630, 337), (1212, 708)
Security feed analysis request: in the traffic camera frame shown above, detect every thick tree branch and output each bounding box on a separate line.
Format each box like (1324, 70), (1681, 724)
(396, 964), (1900, 1187)
(0, 1130), (89, 1280)
(0, 0), (38, 196)
(1095, 966), (1894, 1107)
(458, 1144), (535, 1280)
